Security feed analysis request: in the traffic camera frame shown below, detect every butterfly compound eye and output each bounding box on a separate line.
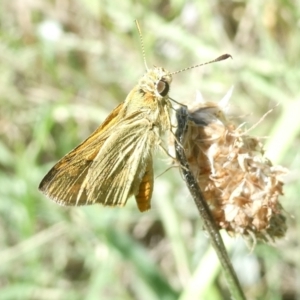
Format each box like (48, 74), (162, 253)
(157, 80), (169, 97)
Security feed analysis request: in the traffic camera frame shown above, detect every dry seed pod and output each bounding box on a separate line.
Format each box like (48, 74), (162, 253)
(180, 90), (287, 242)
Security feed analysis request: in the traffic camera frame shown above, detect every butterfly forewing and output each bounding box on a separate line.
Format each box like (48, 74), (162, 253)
(39, 106), (157, 210)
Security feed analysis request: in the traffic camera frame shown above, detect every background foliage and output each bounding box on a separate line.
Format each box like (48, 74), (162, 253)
(0, 0), (299, 299)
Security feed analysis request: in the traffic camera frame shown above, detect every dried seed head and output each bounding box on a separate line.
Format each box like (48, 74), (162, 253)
(180, 90), (287, 242)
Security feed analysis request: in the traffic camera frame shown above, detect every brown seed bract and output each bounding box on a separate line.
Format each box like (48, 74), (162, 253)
(181, 97), (287, 242)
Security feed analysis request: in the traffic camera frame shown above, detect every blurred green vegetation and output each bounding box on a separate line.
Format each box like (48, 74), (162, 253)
(0, 1), (299, 299)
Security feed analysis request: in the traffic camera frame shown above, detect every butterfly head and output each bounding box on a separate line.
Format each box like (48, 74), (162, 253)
(139, 67), (172, 98)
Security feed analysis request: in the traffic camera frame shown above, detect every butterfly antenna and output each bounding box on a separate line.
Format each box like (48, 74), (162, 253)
(135, 20), (149, 71)
(170, 54), (232, 75)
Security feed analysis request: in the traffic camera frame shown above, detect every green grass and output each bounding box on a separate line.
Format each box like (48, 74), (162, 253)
(1, 1), (299, 299)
